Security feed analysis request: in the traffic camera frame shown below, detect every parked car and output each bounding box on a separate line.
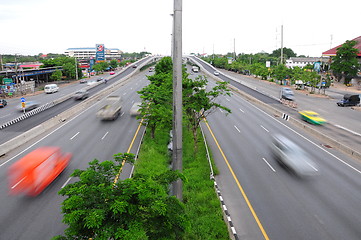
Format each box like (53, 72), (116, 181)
(270, 134), (319, 176)
(18, 101), (40, 112)
(299, 110), (326, 125)
(0, 99), (7, 108)
(74, 89), (89, 100)
(8, 146), (72, 196)
(337, 94), (360, 107)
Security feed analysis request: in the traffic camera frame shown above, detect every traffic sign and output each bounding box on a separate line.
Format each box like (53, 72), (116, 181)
(21, 102), (26, 108)
(21, 97), (26, 102)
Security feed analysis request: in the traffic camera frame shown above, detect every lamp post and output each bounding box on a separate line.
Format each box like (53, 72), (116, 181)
(172, 0), (183, 201)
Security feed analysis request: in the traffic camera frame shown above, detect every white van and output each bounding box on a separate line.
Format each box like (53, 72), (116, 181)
(44, 84), (59, 94)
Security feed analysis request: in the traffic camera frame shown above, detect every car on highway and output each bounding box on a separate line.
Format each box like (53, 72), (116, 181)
(337, 94), (360, 107)
(44, 84), (59, 94)
(79, 79), (87, 84)
(0, 99), (7, 108)
(97, 77), (104, 82)
(280, 87), (294, 101)
(130, 102), (141, 116)
(18, 101), (40, 112)
(133, 64), (138, 68)
(270, 134), (319, 176)
(299, 110), (326, 125)
(8, 146), (72, 196)
(74, 89), (89, 100)
(109, 71), (115, 75)
(87, 80), (97, 86)
(214, 71), (220, 76)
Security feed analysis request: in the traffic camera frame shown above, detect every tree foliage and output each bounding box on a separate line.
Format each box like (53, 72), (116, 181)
(50, 69), (62, 81)
(41, 57), (82, 80)
(331, 40), (360, 84)
(54, 153), (188, 240)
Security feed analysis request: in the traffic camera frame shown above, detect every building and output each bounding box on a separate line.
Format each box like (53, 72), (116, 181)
(285, 57), (328, 69)
(322, 36), (361, 57)
(65, 47), (122, 60)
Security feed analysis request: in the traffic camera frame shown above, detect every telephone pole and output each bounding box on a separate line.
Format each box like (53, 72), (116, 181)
(172, 0), (183, 201)
(280, 25), (284, 64)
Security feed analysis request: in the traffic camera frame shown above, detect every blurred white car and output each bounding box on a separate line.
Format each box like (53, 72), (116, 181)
(214, 71), (220, 76)
(87, 80), (97, 86)
(270, 134), (319, 177)
(130, 102), (141, 116)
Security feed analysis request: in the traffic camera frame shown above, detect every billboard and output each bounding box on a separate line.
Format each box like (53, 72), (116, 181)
(95, 44), (105, 62)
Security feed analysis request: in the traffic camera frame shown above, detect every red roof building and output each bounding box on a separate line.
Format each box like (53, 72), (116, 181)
(322, 36), (361, 57)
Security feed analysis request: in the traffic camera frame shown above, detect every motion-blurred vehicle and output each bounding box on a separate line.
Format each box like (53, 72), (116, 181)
(73, 89), (89, 100)
(109, 71), (115, 75)
(0, 99), (7, 108)
(133, 64), (138, 68)
(280, 87), (294, 101)
(337, 94), (360, 107)
(270, 134), (319, 176)
(96, 95), (122, 120)
(18, 101), (40, 112)
(79, 79), (87, 84)
(87, 80), (97, 86)
(214, 71), (220, 76)
(8, 146), (72, 196)
(97, 77), (104, 82)
(130, 102), (141, 116)
(149, 67), (155, 72)
(299, 110), (326, 125)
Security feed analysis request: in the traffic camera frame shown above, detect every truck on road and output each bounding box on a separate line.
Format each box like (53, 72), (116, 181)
(96, 96), (122, 120)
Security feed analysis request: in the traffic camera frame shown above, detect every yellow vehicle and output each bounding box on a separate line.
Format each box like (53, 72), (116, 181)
(299, 111), (326, 125)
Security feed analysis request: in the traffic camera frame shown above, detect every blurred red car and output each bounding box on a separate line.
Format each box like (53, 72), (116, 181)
(109, 71), (115, 75)
(8, 147), (72, 196)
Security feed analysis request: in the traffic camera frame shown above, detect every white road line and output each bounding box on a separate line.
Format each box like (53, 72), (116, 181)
(101, 131), (109, 140)
(226, 98), (230, 102)
(123, 92), (127, 96)
(0, 113), (11, 119)
(234, 125), (241, 133)
(70, 132), (80, 140)
(239, 108), (244, 113)
(334, 124), (361, 137)
(262, 158), (276, 172)
(61, 177), (72, 188)
(261, 125), (269, 132)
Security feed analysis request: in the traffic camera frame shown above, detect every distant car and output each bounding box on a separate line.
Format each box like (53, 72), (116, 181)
(18, 101), (40, 112)
(133, 64), (138, 68)
(280, 87), (294, 101)
(87, 80), (97, 86)
(337, 94), (360, 107)
(0, 99), (7, 108)
(97, 77), (104, 82)
(299, 110), (326, 125)
(79, 79), (87, 84)
(214, 71), (220, 76)
(109, 71), (115, 75)
(130, 102), (141, 116)
(270, 134), (319, 176)
(74, 89), (89, 100)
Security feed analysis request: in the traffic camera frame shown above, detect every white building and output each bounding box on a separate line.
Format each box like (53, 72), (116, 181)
(65, 47), (122, 60)
(285, 57), (328, 69)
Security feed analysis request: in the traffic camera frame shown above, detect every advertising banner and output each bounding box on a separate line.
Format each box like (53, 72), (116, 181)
(95, 44), (105, 62)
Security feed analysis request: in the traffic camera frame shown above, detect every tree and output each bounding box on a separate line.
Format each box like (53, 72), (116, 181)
(271, 64), (292, 83)
(331, 40), (360, 84)
(183, 75), (231, 150)
(110, 59), (118, 69)
(270, 47), (297, 63)
(54, 153), (188, 240)
(50, 69), (62, 81)
(93, 61), (110, 73)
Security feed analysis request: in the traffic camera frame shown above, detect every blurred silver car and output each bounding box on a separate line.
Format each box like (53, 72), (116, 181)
(270, 134), (319, 176)
(74, 89), (89, 100)
(130, 102), (141, 116)
(18, 101), (40, 112)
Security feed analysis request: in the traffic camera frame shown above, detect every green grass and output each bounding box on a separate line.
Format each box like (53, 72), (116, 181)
(135, 126), (229, 239)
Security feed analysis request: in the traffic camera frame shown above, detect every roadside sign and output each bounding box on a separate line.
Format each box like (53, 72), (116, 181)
(21, 97), (26, 102)
(3, 78), (12, 84)
(22, 102), (26, 108)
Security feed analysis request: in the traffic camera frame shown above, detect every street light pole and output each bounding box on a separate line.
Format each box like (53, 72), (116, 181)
(172, 0), (183, 201)
(74, 57), (78, 81)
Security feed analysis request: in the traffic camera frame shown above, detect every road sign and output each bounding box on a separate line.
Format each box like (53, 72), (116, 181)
(3, 78), (12, 84)
(22, 102), (26, 108)
(21, 97), (26, 102)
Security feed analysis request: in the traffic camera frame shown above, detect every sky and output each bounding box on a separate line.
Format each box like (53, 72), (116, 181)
(0, 0), (360, 57)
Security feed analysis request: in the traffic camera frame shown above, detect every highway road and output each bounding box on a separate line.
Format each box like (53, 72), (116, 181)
(198, 71), (361, 239)
(0, 70), (150, 240)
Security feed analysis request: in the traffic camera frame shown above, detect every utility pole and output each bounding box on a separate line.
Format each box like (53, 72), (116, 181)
(172, 0), (183, 201)
(74, 57), (78, 81)
(280, 25), (284, 64)
(0, 54), (3, 71)
(233, 38), (236, 60)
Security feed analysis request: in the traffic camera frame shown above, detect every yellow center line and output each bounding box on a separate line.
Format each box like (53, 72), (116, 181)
(113, 118), (144, 184)
(203, 119), (270, 240)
